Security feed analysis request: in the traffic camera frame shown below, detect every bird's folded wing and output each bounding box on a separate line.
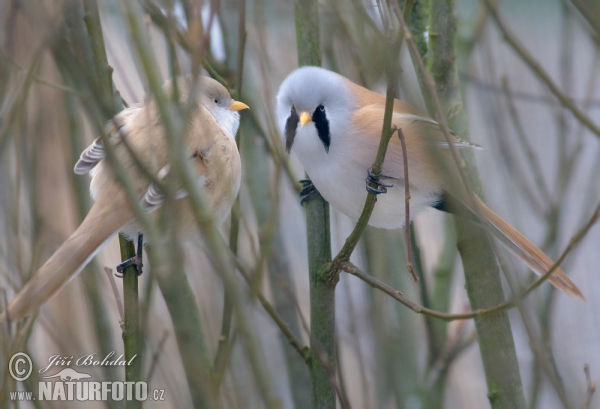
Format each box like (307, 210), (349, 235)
(140, 162), (206, 212)
(74, 104), (144, 175)
(394, 113), (482, 149)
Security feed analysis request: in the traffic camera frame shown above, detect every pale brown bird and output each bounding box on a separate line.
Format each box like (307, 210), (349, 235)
(276, 66), (583, 299)
(5, 76), (248, 322)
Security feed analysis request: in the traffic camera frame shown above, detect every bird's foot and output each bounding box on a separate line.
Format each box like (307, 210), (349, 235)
(300, 178), (319, 205)
(115, 233), (144, 277)
(366, 168), (393, 195)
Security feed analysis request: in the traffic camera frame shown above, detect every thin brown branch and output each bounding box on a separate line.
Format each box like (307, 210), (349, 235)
(340, 202), (599, 320)
(213, 0), (247, 390)
(103, 267), (124, 319)
(393, 8), (477, 206)
(584, 364), (596, 409)
(484, 0), (600, 139)
(288, 283), (351, 409)
(396, 127), (418, 282)
(229, 253), (309, 361)
(501, 77), (552, 206)
(145, 330), (169, 384)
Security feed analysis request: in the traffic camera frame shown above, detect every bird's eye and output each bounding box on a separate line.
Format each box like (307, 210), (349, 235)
(319, 104), (325, 111)
(213, 98), (219, 104)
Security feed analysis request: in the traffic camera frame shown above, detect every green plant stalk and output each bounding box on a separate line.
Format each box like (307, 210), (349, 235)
(150, 247), (215, 408)
(328, 1), (412, 275)
(82, 0), (120, 112)
(64, 93), (120, 387)
(121, 2), (279, 406)
(429, 218), (458, 343)
(293, 1), (336, 408)
(242, 114), (311, 407)
(119, 237), (142, 390)
(295, 3), (409, 405)
(214, 0), (246, 386)
(420, 218), (457, 409)
(427, 1), (525, 408)
(80, 0), (140, 393)
(116, 3), (218, 406)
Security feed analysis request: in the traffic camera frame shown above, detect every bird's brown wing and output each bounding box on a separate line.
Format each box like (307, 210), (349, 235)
(74, 104), (145, 175)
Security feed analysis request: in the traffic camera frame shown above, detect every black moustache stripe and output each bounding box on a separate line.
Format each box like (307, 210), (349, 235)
(312, 105), (330, 153)
(285, 106), (299, 153)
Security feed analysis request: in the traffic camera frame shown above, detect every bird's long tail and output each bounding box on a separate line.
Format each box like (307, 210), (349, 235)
(3, 199), (132, 322)
(473, 195), (584, 299)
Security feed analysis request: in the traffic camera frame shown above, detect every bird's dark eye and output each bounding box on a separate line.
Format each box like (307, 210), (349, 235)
(213, 98), (219, 104)
(319, 104), (325, 111)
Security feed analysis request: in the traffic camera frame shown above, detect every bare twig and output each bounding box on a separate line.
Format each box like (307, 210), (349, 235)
(213, 0), (247, 390)
(104, 267), (124, 319)
(584, 364), (596, 409)
(229, 251), (309, 361)
(501, 77), (552, 205)
(145, 331), (169, 384)
(393, 7), (476, 205)
(396, 127), (418, 282)
(289, 281), (351, 409)
(340, 203), (599, 321)
(0, 49), (80, 95)
(484, 0), (600, 139)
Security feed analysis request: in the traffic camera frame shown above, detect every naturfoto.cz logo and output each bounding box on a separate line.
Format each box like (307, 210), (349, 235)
(8, 352), (165, 403)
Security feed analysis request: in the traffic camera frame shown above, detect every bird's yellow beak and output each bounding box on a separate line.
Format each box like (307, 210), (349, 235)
(230, 100), (250, 111)
(299, 112), (312, 127)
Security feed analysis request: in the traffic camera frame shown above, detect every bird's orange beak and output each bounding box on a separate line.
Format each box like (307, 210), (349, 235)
(230, 100), (250, 111)
(299, 112), (312, 126)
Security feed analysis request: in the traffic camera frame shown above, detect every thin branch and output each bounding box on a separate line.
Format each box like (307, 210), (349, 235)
(339, 203), (599, 321)
(584, 364), (596, 409)
(213, 0), (247, 388)
(288, 280), (351, 409)
(501, 77), (552, 205)
(393, 7), (476, 205)
(326, 35), (403, 277)
(397, 127), (418, 282)
(459, 72), (600, 109)
(104, 267), (124, 319)
(145, 330), (169, 384)
(229, 252), (310, 361)
(0, 49), (81, 96)
(484, 0), (600, 139)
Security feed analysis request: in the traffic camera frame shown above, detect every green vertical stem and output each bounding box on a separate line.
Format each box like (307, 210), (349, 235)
(213, 0), (246, 389)
(152, 255), (214, 408)
(81, 0), (139, 397)
(294, 0), (322, 67)
(65, 93), (120, 387)
(427, 1), (526, 408)
(294, 1), (336, 408)
(119, 236), (142, 395)
(243, 116), (311, 407)
(82, 0), (120, 112)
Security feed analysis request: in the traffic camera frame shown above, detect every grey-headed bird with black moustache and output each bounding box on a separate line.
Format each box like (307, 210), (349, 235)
(276, 66), (583, 299)
(4, 76), (248, 322)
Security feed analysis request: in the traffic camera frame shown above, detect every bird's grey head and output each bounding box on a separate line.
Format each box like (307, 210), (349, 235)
(276, 66), (355, 153)
(162, 75), (248, 137)
(199, 77), (248, 137)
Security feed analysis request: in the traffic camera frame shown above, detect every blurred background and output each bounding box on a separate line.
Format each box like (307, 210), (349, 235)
(0, 0), (599, 408)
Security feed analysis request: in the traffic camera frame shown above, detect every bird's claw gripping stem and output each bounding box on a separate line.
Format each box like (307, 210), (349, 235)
(115, 233), (144, 277)
(299, 178), (319, 205)
(366, 168), (393, 195)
